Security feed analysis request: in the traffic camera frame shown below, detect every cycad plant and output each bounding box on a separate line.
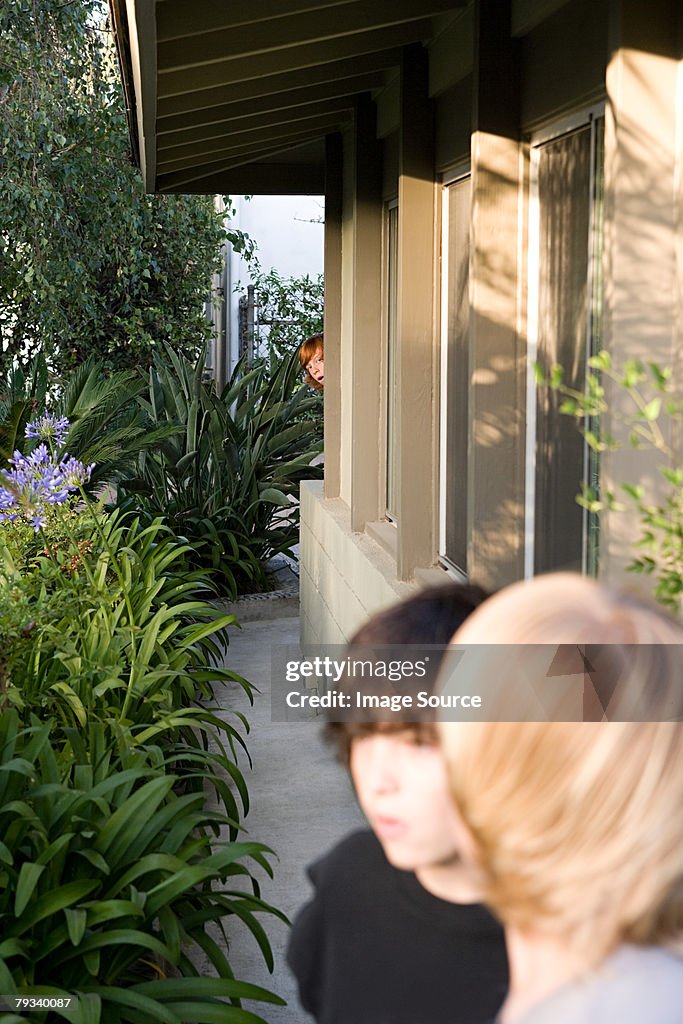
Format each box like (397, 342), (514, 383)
(56, 358), (180, 493)
(0, 353), (49, 464)
(0, 352), (179, 493)
(119, 345), (323, 595)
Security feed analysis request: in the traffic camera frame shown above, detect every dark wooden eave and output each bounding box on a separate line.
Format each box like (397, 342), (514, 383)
(108, 0), (467, 194)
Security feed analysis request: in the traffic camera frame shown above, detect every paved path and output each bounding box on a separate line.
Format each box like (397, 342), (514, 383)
(206, 616), (364, 1023)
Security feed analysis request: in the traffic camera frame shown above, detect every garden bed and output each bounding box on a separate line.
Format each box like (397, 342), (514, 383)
(212, 555), (299, 621)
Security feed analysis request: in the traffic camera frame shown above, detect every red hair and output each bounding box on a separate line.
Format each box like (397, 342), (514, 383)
(298, 333), (324, 391)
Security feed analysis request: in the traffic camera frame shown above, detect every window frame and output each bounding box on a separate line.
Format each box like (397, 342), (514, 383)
(438, 161), (472, 580)
(524, 103), (605, 578)
(383, 197), (399, 525)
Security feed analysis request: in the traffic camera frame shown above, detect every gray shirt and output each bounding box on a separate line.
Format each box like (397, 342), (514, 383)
(512, 946), (683, 1024)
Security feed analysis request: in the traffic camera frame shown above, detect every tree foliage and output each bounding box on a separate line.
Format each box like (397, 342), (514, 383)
(0, 0), (249, 376)
(246, 267), (324, 363)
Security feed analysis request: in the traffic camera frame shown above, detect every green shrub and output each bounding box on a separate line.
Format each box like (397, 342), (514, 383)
(0, 353), (180, 493)
(0, 411), (253, 828)
(0, 712), (286, 1024)
(0, 415), (288, 1021)
(245, 268), (324, 363)
(1, 507), (254, 825)
(118, 345), (323, 595)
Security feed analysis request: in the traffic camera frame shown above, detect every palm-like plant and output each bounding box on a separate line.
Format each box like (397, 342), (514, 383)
(56, 359), (180, 492)
(118, 345), (322, 595)
(0, 352), (49, 463)
(0, 352), (179, 492)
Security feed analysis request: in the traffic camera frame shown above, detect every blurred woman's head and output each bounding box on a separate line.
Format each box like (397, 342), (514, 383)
(299, 333), (324, 390)
(438, 573), (683, 963)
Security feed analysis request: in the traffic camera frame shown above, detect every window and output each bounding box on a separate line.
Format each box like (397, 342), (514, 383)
(527, 111), (604, 576)
(439, 172), (471, 575)
(385, 201), (399, 521)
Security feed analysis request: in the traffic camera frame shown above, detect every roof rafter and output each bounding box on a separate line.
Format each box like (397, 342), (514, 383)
(157, 49), (402, 118)
(156, 71), (385, 135)
(157, 20), (432, 98)
(160, 161), (326, 196)
(157, 0), (359, 43)
(157, 95), (354, 151)
(158, 0), (464, 71)
(157, 110), (349, 168)
(157, 133), (330, 191)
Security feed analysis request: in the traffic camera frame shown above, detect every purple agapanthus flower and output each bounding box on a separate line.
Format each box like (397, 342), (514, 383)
(25, 413), (70, 448)
(0, 415), (95, 531)
(59, 456), (94, 489)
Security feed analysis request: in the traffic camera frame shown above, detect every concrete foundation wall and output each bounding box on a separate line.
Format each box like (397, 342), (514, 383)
(300, 482), (417, 645)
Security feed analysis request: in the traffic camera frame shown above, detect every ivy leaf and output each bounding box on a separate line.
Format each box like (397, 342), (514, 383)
(648, 362), (670, 389)
(621, 483), (645, 501)
(640, 398), (661, 421)
(587, 350), (611, 371)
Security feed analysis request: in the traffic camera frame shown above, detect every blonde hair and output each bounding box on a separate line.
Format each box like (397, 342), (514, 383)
(439, 573), (683, 962)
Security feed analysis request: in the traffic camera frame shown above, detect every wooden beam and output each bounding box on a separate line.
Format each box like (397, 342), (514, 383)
(157, 95), (354, 151)
(395, 43), (436, 579)
(159, 160), (326, 195)
(324, 132), (344, 498)
(157, 0), (358, 43)
(158, 0), (463, 71)
(156, 113), (348, 173)
(157, 72), (385, 136)
(468, 0), (525, 587)
(123, 0), (157, 189)
(157, 21), (432, 98)
(157, 132), (335, 190)
(351, 96), (384, 531)
(473, 0), (520, 136)
(157, 49), (401, 118)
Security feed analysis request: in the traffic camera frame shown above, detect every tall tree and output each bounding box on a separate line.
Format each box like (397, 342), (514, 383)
(0, 0), (250, 375)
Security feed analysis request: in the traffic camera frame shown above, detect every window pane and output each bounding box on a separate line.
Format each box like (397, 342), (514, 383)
(441, 177), (471, 572)
(534, 125), (592, 574)
(586, 119), (604, 577)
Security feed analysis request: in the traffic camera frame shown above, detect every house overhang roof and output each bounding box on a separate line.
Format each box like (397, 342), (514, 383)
(109, 0), (468, 194)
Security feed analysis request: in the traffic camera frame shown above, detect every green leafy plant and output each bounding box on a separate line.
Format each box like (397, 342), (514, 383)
(0, 413), (253, 824)
(0, 711), (286, 1024)
(1, 507), (253, 811)
(0, 1), (252, 376)
(118, 345), (323, 595)
(543, 351), (682, 610)
(0, 354), (49, 464)
(0, 417), (289, 1022)
(0, 353), (180, 493)
(244, 268), (324, 364)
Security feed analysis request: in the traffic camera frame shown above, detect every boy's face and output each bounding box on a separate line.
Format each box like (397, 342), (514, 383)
(349, 729), (463, 872)
(306, 348), (324, 385)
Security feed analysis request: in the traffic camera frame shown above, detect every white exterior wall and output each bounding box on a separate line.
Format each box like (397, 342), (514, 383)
(227, 195), (324, 371)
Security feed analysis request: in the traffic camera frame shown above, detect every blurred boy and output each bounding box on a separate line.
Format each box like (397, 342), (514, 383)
(287, 585), (508, 1024)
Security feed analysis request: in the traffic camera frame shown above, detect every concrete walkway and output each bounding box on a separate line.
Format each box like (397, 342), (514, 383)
(209, 616), (364, 1023)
